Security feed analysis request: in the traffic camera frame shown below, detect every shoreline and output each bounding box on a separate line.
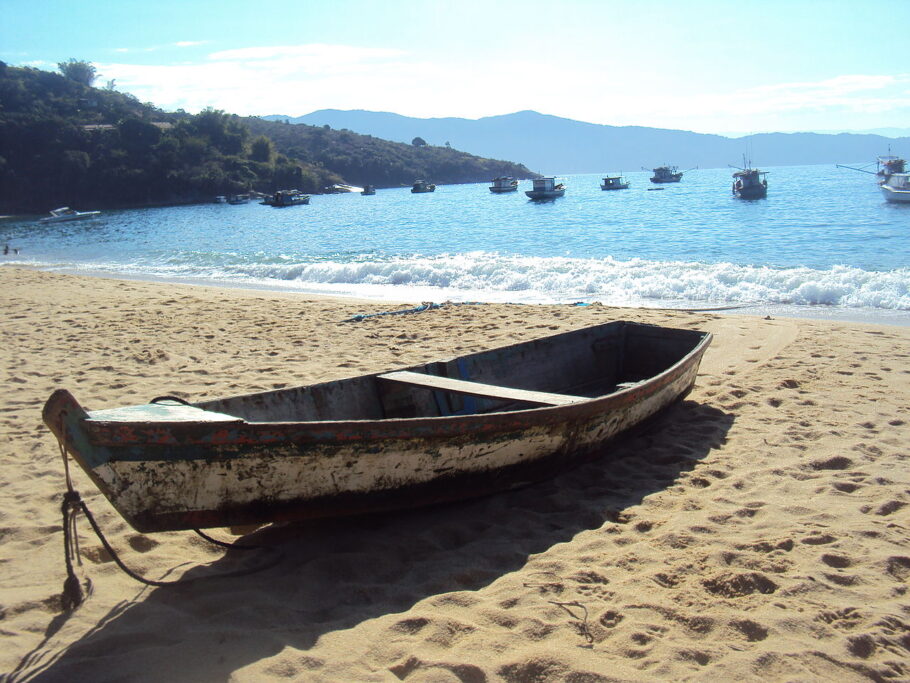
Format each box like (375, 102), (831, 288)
(2, 266), (909, 681)
(5, 263), (910, 328)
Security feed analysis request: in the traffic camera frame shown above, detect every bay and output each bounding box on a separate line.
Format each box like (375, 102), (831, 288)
(2, 164), (908, 324)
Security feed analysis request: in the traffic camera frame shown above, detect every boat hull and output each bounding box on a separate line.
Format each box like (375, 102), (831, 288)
(39, 211), (101, 223)
(43, 322), (711, 532)
(490, 186), (518, 193)
(525, 190), (565, 199)
(734, 185), (767, 200)
(881, 186), (910, 203)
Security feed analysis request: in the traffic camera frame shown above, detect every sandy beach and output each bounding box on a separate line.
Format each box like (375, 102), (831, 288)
(1, 266), (908, 682)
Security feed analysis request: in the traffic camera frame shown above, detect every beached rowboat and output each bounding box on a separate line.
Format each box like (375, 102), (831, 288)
(43, 321), (711, 533)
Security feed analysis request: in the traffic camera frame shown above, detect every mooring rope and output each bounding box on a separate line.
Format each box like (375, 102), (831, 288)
(56, 414), (282, 610)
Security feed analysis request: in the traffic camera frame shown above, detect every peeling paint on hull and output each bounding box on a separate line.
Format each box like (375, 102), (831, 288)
(43, 322), (711, 532)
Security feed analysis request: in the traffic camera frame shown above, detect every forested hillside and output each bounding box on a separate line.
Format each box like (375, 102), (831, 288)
(0, 63), (535, 213)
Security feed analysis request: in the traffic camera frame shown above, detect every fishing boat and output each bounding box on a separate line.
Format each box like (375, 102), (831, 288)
(732, 165), (768, 199)
(600, 175), (630, 190)
(525, 177), (566, 200)
(227, 194), (250, 205)
(43, 321), (711, 533)
(489, 176), (519, 193)
(361, 185), (376, 196)
(411, 180), (436, 193)
(38, 207), (101, 223)
(880, 173), (910, 203)
(263, 190), (310, 206)
(649, 166), (683, 183)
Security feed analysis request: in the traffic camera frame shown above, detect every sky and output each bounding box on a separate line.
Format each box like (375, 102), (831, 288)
(3, 0), (910, 136)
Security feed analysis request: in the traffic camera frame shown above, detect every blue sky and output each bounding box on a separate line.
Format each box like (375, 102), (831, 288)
(3, 0), (909, 135)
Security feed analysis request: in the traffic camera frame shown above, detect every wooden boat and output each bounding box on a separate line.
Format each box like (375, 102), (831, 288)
(411, 180), (436, 193)
(43, 321), (711, 533)
(600, 175), (630, 190)
(39, 207), (101, 223)
(361, 185), (376, 195)
(227, 194), (250, 205)
(880, 173), (910, 203)
(262, 189), (310, 206)
(525, 177), (566, 200)
(732, 167), (768, 199)
(649, 166), (683, 183)
(489, 176), (519, 193)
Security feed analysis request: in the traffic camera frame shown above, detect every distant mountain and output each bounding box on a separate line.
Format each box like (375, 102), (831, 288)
(263, 110), (910, 173)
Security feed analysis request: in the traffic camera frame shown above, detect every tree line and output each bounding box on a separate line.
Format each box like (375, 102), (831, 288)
(0, 61), (536, 213)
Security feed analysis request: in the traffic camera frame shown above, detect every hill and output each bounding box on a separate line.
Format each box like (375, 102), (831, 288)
(0, 63), (535, 213)
(266, 109), (910, 173)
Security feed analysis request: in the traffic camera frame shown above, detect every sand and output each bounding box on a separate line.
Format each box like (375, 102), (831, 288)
(1, 266), (908, 682)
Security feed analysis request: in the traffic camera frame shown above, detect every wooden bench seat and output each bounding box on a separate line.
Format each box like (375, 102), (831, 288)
(378, 371), (587, 407)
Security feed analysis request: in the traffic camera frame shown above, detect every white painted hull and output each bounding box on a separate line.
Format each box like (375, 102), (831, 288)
(881, 186), (910, 203)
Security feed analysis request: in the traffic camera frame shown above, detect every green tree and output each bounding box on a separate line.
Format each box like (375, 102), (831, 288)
(250, 135), (274, 163)
(411, 136), (427, 147)
(57, 59), (97, 86)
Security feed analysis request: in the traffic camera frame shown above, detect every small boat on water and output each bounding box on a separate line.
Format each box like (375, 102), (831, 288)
(43, 321), (711, 532)
(732, 164), (768, 199)
(525, 177), (566, 200)
(227, 194), (250, 205)
(325, 183), (363, 194)
(262, 190), (310, 207)
(39, 207), (101, 223)
(489, 176), (519, 193)
(649, 166), (684, 183)
(411, 180), (436, 193)
(880, 173), (910, 203)
(600, 175), (630, 191)
(361, 185), (376, 196)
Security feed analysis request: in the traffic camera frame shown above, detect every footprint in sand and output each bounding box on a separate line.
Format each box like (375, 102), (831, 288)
(729, 618), (769, 641)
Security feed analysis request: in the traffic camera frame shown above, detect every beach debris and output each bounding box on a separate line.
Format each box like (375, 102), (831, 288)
(343, 301), (483, 322)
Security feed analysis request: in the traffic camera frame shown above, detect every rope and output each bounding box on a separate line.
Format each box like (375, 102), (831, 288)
(56, 415), (283, 610)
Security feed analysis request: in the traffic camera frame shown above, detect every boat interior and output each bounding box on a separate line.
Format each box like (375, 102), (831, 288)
(190, 321), (707, 423)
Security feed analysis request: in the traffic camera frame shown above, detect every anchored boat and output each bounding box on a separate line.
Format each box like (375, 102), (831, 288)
(649, 166), (684, 183)
(39, 207), (101, 223)
(525, 177), (566, 200)
(600, 175), (630, 190)
(411, 180), (436, 193)
(43, 321), (711, 533)
(732, 164), (768, 199)
(262, 190), (310, 206)
(489, 176), (519, 193)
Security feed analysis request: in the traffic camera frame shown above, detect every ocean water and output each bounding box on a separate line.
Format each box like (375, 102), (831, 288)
(2, 165), (909, 325)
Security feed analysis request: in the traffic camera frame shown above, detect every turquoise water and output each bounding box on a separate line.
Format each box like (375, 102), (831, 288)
(2, 165), (908, 323)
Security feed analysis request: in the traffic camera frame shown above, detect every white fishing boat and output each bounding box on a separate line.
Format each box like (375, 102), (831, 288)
(525, 177), (565, 200)
(489, 176), (519, 193)
(880, 173), (910, 203)
(600, 175), (630, 190)
(38, 207), (101, 223)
